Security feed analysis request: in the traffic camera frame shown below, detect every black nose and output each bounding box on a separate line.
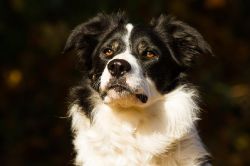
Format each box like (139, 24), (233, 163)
(107, 59), (131, 77)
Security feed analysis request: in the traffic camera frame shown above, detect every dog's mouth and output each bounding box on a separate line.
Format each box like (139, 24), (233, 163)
(135, 94), (148, 103)
(102, 82), (148, 104)
(107, 84), (132, 93)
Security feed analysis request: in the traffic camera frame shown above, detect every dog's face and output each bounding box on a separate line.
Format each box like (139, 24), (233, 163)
(64, 13), (212, 108)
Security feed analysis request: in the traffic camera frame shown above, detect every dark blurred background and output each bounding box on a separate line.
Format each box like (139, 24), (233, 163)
(0, 0), (249, 165)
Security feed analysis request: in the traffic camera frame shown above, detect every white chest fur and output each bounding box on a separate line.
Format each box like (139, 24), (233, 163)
(69, 86), (209, 166)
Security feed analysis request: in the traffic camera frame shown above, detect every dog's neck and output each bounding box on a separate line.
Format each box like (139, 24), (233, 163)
(69, 85), (208, 165)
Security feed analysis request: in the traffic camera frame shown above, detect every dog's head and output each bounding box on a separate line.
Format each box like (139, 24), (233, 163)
(64, 13), (212, 108)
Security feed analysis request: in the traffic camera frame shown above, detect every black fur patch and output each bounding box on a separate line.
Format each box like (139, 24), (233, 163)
(69, 84), (94, 119)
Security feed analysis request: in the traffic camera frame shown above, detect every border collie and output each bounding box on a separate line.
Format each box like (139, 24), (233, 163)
(64, 12), (212, 166)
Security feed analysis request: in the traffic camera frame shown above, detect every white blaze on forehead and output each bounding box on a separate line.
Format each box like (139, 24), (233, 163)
(114, 23), (136, 67)
(126, 23), (133, 32)
(124, 23), (133, 52)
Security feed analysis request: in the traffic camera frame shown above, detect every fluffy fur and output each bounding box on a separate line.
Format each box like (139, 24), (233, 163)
(64, 12), (212, 166)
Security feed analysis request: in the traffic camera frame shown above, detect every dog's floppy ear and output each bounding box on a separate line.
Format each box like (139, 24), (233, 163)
(64, 14), (108, 52)
(151, 15), (213, 67)
(63, 12), (127, 70)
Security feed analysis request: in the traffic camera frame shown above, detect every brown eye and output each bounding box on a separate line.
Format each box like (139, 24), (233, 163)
(103, 48), (114, 57)
(143, 50), (158, 59)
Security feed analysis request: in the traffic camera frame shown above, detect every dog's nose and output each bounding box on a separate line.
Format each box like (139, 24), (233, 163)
(107, 59), (131, 77)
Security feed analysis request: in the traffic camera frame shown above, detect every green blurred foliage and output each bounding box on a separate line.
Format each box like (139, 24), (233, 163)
(0, 0), (249, 165)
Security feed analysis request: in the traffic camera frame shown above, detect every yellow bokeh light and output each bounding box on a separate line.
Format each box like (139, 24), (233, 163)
(6, 69), (23, 88)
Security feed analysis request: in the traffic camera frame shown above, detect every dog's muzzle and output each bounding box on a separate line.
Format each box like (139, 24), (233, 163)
(101, 59), (148, 104)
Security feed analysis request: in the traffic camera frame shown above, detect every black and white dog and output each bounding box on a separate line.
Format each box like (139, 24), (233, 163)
(64, 12), (212, 166)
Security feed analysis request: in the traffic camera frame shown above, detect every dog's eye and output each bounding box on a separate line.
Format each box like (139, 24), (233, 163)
(103, 48), (114, 57)
(142, 50), (158, 59)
